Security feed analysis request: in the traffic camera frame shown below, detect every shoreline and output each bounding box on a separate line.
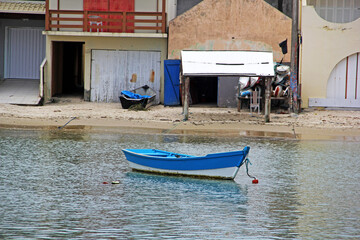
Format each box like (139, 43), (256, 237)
(1, 118), (358, 141)
(1, 100), (360, 141)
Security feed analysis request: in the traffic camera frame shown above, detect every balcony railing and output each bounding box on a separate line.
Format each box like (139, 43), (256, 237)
(45, 9), (167, 33)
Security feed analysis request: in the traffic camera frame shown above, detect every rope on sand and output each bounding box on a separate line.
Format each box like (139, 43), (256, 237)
(162, 120), (184, 134)
(292, 114), (298, 139)
(58, 117), (77, 129)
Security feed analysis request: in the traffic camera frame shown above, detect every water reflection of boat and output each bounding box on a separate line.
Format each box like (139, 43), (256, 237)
(122, 147), (251, 180)
(126, 171), (247, 198)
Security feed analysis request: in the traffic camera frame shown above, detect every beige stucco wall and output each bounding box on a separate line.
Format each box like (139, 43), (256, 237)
(300, 6), (360, 108)
(44, 32), (167, 102)
(168, 0), (292, 63)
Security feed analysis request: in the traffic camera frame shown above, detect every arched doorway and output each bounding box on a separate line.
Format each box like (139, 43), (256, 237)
(326, 53), (360, 107)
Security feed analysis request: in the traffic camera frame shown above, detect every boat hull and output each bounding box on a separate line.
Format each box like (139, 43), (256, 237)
(122, 147), (250, 179)
(119, 85), (156, 109)
(119, 96), (148, 109)
(128, 162), (240, 179)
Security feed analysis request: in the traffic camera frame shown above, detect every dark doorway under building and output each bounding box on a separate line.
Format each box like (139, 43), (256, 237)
(189, 77), (218, 106)
(52, 41), (84, 98)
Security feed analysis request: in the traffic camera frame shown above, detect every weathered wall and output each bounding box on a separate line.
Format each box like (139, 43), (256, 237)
(176, 0), (293, 19)
(44, 33), (167, 102)
(300, 6), (360, 107)
(168, 0), (292, 63)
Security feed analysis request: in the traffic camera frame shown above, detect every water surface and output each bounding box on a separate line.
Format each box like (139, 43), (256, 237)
(0, 129), (359, 239)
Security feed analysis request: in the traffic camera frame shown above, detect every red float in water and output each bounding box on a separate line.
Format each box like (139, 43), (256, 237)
(252, 179), (259, 184)
(103, 181), (109, 184)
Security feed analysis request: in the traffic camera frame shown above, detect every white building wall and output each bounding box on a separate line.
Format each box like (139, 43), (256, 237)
(300, 6), (360, 108)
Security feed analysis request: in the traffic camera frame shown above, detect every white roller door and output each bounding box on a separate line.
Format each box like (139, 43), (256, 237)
(90, 50), (161, 103)
(5, 27), (45, 79)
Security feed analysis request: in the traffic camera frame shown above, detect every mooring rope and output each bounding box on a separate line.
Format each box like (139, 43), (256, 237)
(245, 158), (257, 180)
(162, 120), (184, 134)
(58, 117), (77, 129)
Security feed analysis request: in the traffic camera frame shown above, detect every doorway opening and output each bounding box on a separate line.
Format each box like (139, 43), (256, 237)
(190, 77), (218, 106)
(52, 41), (84, 98)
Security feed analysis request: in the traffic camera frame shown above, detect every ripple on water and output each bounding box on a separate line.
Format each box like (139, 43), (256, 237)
(0, 129), (359, 239)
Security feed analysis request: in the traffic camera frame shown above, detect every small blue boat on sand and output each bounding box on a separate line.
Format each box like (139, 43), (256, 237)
(119, 85), (156, 109)
(122, 147), (255, 180)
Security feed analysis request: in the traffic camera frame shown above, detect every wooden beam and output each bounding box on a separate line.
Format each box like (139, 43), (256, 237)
(181, 75), (184, 113)
(156, 0), (159, 33)
(183, 77), (190, 121)
(50, 17), (84, 21)
(162, 0), (166, 33)
(49, 10), (84, 14)
(83, 10), (88, 31)
(45, 0), (49, 30)
(264, 77), (272, 122)
(290, 0), (299, 113)
(122, 12), (126, 32)
(57, 0), (60, 31)
(50, 24), (84, 28)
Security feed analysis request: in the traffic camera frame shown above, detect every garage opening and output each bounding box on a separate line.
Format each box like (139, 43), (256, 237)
(190, 77), (218, 106)
(52, 41), (84, 98)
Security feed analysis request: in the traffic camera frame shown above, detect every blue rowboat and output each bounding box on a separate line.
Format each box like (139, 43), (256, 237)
(122, 147), (252, 180)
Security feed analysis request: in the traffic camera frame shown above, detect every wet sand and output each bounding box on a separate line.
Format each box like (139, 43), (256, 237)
(1, 98), (360, 141)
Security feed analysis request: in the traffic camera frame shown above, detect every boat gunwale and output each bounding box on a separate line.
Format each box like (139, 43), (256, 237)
(122, 147), (251, 178)
(122, 148), (250, 162)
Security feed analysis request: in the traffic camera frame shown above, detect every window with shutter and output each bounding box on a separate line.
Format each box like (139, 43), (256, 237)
(307, 0), (360, 23)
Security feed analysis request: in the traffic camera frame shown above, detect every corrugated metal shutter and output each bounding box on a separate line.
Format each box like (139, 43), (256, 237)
(90, 50), (161, 103)
(5, 28), (45, 79)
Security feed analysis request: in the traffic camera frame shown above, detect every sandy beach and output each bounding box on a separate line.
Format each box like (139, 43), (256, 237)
(1, 97), (360, 141)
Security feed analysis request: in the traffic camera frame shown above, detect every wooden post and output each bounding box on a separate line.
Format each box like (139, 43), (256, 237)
(45, 0), (49, 31)
(183, 77), (190, 121)
(290, 0), (299, 113)
(237, 97), (241, 112)
(122, 12), (126, 33)
(57, 0), (60, 31)
(161, 0), (166, 33)
(180, 75), (184, 113)
(264, 77), (272, 122)
(84, 11), (88, 32)
(156, 0), (159, 33)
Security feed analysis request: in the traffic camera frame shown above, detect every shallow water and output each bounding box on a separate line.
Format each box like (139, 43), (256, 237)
(0, 129), (359, 239)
